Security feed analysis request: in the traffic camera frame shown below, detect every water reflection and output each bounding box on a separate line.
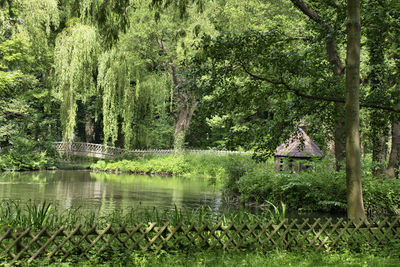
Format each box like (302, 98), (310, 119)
(0, 171), (222, 215)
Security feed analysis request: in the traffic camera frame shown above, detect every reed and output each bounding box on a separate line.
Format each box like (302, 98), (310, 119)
(0, 200), (284, 231)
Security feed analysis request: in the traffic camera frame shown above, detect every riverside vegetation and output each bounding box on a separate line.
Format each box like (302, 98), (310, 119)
(91, 153), (400, 217)
(0, 138), (56, 171)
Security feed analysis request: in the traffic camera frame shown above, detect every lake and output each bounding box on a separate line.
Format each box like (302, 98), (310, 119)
(0, 170), (223, 215)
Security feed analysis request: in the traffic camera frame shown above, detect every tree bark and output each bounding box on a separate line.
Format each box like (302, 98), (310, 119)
(174, 93), (196, 152)
(156, 38), (197, 152)
(386, 119), (400, 178)
(85, 114), (95, 143)
(345, 0), (365, 221)
(372, 134), (387, 176)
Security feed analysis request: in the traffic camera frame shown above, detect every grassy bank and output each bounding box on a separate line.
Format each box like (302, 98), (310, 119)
(90, 153), (262, 178)
(55, 156), (98, 170)
(14, 250), (400, 266)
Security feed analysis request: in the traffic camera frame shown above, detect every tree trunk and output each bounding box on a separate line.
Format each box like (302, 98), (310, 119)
(174, 94), (196, 152)
(386, 120), (400, 178)
(85, 114), (95, 143)
(372, 133), (387, 176)
(156, 38), (197, 153)
(345, 0), (365, 221)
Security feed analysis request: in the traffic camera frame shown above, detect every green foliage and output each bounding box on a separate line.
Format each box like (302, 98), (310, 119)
(0, 199), (285, 231)
(0, 137), (56, 171)
(227, 158), (400, 216)
(54, 22), (100, 142)
(8, 244), (400, 266)
(0, 0), (62, 149)
(92, 155), (190, 176)
(186, 26), (341, 155)
(97, 39), (174, 148)
(363, 177), (400, 216)
(222, 153), (261, 194)
(0, 200), (83, 230)
(91, 153), (257, 179)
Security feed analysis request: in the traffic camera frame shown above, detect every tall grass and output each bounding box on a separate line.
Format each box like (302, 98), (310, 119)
(0, 200), (83, 230)
(0, 200), (286, 231)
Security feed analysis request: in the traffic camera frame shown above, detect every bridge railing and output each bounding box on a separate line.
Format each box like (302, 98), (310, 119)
(54, 142), (249, 158)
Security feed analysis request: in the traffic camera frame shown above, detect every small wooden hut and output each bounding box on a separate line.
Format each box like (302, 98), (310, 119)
(274, 128), (322, 172)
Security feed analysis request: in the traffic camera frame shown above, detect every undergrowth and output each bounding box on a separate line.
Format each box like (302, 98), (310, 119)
(90, 153), (262, 178)
(227, 157), (400, 216)
(7, 248), (400, 266)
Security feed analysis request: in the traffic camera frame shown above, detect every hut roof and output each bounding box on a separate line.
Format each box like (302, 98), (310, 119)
(274, 128), (323, 158)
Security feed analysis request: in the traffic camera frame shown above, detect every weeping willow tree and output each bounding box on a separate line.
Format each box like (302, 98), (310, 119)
(54, 21), (100, 142)
(20, 0), (60, 63)
(132, 72), (173, 148)
(97, 43), (173, 149)
(53, 0), (212, 148)
(130, 0), (216, 152)
(97, 48), (130, 147)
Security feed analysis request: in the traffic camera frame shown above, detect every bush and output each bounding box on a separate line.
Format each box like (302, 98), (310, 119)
(90, 153), (259, 179)
(229, 158), (400, 216)
(91, 154), (191, 176)
(363, 177), (400, 216)
(0, 137), (56, 171)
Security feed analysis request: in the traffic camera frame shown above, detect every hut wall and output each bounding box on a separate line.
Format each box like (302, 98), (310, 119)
(274, 156), (311, 173)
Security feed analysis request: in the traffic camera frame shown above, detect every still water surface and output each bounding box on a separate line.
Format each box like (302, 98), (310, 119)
(0, 171), (222, 215)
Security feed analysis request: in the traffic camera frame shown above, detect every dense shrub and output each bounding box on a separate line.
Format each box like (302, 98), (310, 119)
(91, 155), (190, 176)
(229, 158), (400, 216)
(0, 138), (56, 171)
(91, 153), (259, 179)
(363, 177), (400, 216)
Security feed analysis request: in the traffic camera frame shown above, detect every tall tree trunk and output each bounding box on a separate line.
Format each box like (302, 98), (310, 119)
(157, 38), (197, 153)
(371, 133), (387, 176)
(386, 121), (400, 178)
(345, 0), (365, 221)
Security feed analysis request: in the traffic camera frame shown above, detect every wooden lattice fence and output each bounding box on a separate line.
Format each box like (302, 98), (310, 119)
(1, 217), (399, 266)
